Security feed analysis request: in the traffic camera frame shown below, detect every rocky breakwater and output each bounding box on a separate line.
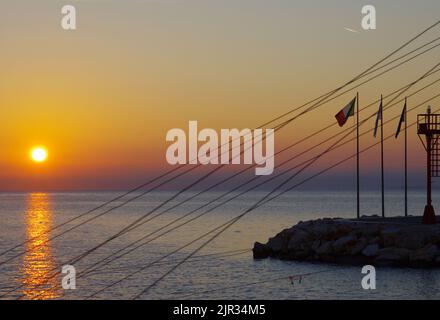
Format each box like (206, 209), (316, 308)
(253, 218), (440, 267)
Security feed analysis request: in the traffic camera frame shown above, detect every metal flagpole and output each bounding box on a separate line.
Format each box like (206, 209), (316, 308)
(357, 92), (360, 219)
(381, 95), (385, 218)
(404, 98), (408, 217)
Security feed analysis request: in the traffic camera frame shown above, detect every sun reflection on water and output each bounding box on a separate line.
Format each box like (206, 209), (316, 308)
(21, 193), (61, 300)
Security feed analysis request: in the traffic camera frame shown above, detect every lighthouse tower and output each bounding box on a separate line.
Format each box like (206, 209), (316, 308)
(417, 106), (438, 224)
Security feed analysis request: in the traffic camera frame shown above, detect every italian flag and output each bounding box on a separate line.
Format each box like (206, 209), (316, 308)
(335, 97), (356, 127)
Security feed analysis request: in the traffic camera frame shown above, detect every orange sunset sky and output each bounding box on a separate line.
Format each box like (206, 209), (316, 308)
(1, 0), (439, 191)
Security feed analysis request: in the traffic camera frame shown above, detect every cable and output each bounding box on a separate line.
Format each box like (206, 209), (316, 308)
(5, 23), (440, 299)
(259, 20), (440, 128)
(129, 67), (440, 299)
(132, 100), (370, 298)
(0, 165), (187, 258)
(0, 164), (198, 266)
(83, 248), (251, 276)
(4, 26), (439, 269)
(173, 269), (335, 299)
(2, 19), (437, 262)
(21, 72), (440, 299)
(45, 43), (440, 267)
(73, 48), (440, 265)
(35, 21), (440, 298)
(273, 43), (440, 131)
(16, 73), (440, 300)
(131, 103), (440, 299)
(71, 69), (440, 282)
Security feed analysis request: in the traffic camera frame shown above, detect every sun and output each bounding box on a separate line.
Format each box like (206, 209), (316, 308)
(30, 147), (48, 163)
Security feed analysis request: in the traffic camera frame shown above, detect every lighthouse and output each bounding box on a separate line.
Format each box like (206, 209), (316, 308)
(417, 106), (438, 224)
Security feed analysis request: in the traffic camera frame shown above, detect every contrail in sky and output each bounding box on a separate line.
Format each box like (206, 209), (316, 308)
(344, 27), (359, 33)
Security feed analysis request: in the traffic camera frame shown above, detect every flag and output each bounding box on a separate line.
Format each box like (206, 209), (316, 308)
(373, 98), (383, 138)
(335, 97), (356, 127)
(395, 101), (407, 138)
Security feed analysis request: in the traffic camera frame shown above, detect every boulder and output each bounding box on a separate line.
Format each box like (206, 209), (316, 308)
(368, 236), (380, 245)
(311, 240), (321, 252)
(332, 235), (357, 254)
(361, 225), (381, 237)
(381, 227), (400, 247)
(316, 241), (333, 255)
(309, 222), (335, 238)
(267, 237), (284, 253)
(397, 227), (436, 250)
(375, 247), (410, 262)
(328, 223), (352, 240)
(287, 229), (310, 251)
(362, 244), (380, 257)
(281, 227), (296, 237)
(253, 242), (270, 259)
(348, 238), (368, 255)
(255, 217), (440, 267)
(409, 244), (439, 264)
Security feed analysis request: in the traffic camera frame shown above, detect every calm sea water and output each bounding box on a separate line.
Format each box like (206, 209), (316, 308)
(0, 190), (439, 300)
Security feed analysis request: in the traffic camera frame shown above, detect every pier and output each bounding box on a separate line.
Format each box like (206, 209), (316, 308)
(253, 217), (440, 267)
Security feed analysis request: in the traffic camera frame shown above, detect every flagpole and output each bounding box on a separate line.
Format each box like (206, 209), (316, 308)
(357, 92), (360, 219)
(404, 98), (408, 217)
(381, 94), (385, 218)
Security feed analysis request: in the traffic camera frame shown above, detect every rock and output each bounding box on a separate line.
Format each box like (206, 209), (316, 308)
(397, 227), (436, 250)
(332, 235), (357, 253)
(381, 227), (400, 247)
(368, 236), (380, 245)
(253, 242), (270, 259)
(361, 225), (381, 237)
(375, 247), (410, 262)
(311, 240), (321, 252)
(329, 224), (352, 240)
(409, 244), (439, 264)
(256, 217), (440, 267)
(316, 241), (333, 255)
(309, 219), (341, 238)
(267, 236), (284, 253)
(362, 244), (380, 257)
(287, 229), (310, 251)
(281, 227), (296, 237)
(348, 238), (368, 255)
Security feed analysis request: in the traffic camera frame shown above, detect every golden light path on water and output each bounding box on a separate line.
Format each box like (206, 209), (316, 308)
(21, 193), (61, 300)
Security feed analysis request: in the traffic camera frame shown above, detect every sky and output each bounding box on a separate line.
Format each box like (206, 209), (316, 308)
(1, 0), (440, 191)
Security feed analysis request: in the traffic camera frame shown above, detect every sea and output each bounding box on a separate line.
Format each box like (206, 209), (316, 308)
(0, 190), (439, 300)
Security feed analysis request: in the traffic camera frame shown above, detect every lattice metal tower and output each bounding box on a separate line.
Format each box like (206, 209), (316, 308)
(417, 106), (438, 224)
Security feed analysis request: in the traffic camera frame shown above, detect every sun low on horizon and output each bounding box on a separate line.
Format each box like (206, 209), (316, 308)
(30, 147), (48, 163)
